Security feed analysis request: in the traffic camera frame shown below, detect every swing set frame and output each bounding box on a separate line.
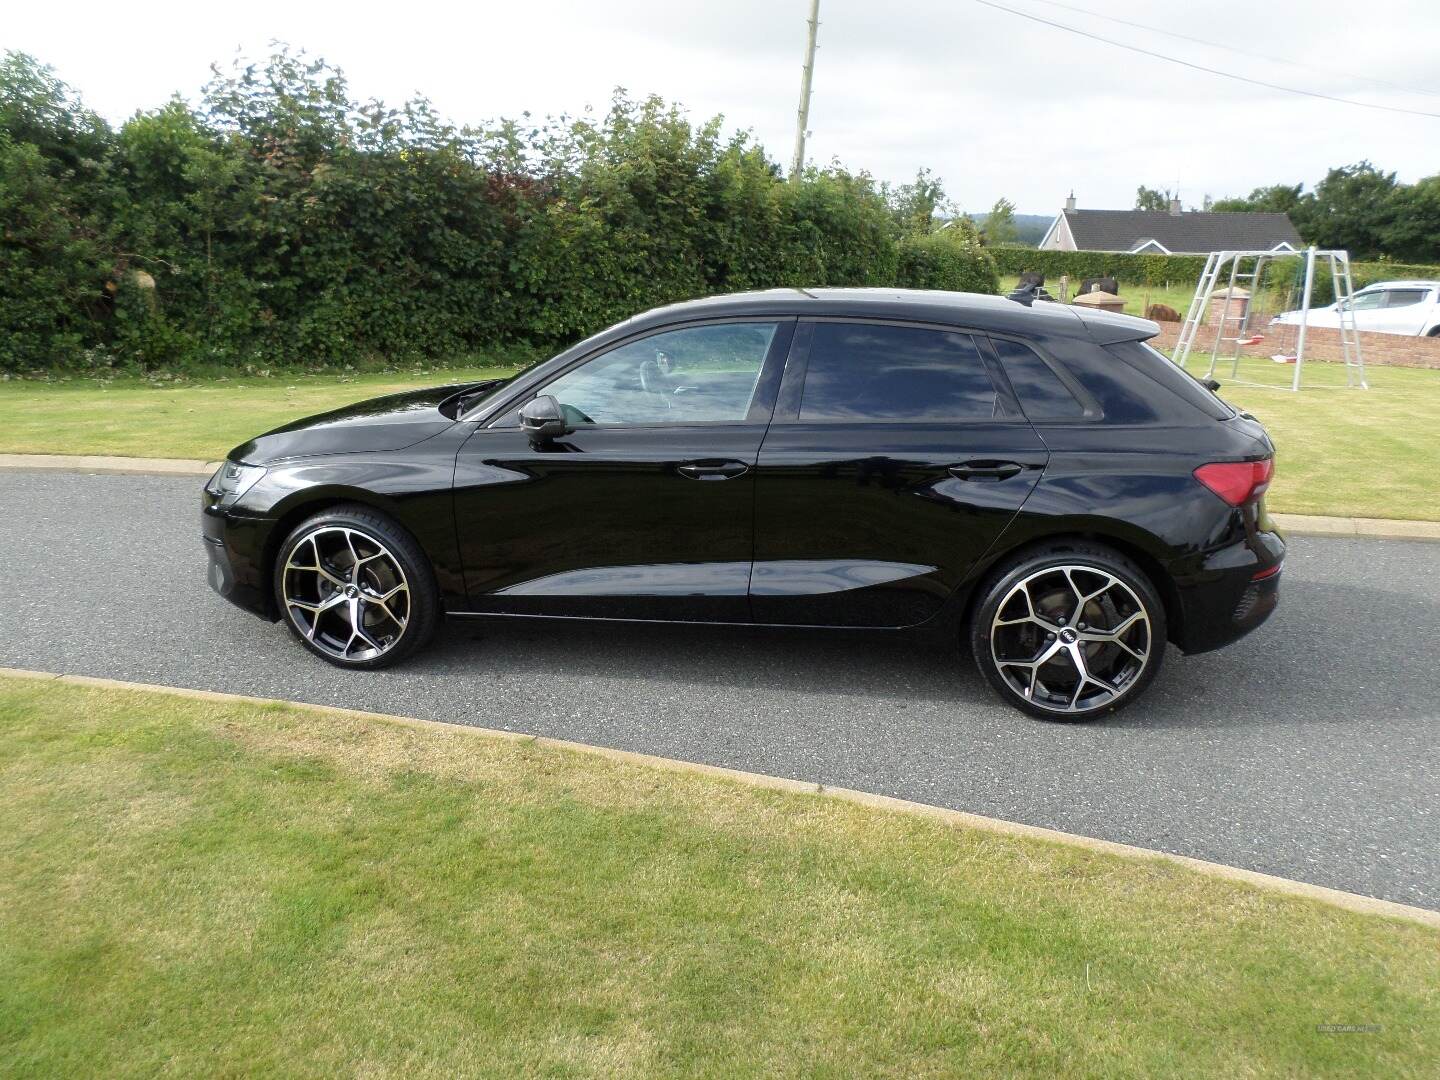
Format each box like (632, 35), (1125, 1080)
(1172, 246), (1368, 392)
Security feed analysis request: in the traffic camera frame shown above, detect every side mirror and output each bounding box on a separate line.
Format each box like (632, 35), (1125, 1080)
(519, 394), (573, 445)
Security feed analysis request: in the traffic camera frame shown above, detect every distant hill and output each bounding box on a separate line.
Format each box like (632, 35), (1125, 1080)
(968, 211), (1052, 248)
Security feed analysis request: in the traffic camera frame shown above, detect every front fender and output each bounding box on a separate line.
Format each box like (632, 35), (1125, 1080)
(233, 440), (468, 610)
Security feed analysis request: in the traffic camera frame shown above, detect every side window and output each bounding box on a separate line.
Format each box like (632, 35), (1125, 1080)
(539, 323), (778, 426)
(1347, 291), (1385, 310)
(988, 337), (1086, 419)
(798, 323), (998, 421)
(1384, 289), (1429, 309)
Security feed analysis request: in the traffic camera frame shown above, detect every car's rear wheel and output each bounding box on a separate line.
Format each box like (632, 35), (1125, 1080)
(274, 505), (439, 669)
(969, 542), (1166, 721)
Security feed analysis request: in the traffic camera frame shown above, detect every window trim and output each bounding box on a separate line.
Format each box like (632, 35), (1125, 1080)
(1382, 288), (1430, 309)
(480, 316), (797, 432)
(770, 317), (1024, 426)
(980, 331), (1104, 424)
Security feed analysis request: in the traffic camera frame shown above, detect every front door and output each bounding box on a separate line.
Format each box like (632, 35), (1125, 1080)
(750, 320), (1048, 627)
(453, 319), (793, 621)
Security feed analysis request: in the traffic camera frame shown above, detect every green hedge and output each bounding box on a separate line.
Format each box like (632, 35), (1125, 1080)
(1, 50), (997, 375)
(896, 223), (999, 293)
(990, 247), (1209, 286)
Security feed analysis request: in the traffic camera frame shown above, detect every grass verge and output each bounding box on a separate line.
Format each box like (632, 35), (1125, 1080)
(1, 674), (1437, 1077)
(0, 365), (520, 460)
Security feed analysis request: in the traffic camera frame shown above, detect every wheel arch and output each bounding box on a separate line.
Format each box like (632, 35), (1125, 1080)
(959, 528), (1183, 645)
(259, 488), (408, 618)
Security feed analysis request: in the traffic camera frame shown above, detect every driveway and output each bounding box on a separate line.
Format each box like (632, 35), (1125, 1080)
(2, 468), (1436, 907)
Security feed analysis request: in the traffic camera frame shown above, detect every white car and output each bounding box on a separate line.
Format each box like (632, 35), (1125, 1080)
(1271, 280), (1440, 337)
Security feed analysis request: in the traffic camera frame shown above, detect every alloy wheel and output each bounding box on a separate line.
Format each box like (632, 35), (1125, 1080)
(281, 526), (410, 662)
(990, 564), (1151, 715)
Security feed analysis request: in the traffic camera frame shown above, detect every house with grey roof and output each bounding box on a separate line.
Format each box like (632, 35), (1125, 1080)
(1039, 193), (1301, 255)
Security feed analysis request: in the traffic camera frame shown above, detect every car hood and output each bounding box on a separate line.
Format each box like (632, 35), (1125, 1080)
(229, 381), (502, 464)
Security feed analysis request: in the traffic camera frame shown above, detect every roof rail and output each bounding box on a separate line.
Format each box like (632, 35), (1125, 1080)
(1006, 281), (1056, 307)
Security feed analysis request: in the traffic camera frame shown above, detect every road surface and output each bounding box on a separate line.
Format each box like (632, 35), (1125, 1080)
(2, 469), (1435, 907)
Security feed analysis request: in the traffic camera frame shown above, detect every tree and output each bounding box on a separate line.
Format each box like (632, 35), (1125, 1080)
(887, 167), (950, 235)
(982, 197), (1018, 246)
(1300, 161), (1399, 257)
(1211, 182), (1304, 215)
(1380, 176), (1440, 263)
(1134, 185), (1176, 212)
(0, 51), (112, 176)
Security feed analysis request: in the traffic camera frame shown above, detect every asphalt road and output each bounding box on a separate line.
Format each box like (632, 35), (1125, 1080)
(2, 468), (1436, 908)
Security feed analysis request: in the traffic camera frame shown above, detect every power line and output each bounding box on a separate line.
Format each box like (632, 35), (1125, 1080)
(969, 0), (1440, 120)
(1029, 0), (1440, 100)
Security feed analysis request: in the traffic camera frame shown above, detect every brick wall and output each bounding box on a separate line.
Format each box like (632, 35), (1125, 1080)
(1148, 319), (1440, 370)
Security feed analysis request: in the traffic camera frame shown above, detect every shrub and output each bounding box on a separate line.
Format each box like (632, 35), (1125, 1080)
(896, 222), (998, 294)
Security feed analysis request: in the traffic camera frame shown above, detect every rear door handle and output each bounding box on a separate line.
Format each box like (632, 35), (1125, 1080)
(949, 460), (1025, 482)
(678, 459), (750, 481)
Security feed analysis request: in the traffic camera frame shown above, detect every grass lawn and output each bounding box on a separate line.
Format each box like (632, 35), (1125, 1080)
(1212, 358), (1440, 520)
(999, 275), (1198, 317)
(0, 365), (520, 461)
(1, 675), (1437, 1077)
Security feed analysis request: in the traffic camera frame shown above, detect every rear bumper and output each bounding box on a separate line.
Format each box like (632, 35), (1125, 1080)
(1172, 528), (1284, 654)
(202, 492), (277, 621)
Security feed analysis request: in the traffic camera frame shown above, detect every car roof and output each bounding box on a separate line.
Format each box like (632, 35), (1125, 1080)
(619, 288), (1159, 346)
(1357, 280), (1440, 289)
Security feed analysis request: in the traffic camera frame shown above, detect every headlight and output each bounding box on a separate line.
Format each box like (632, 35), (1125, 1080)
(206, 461), (268, 502)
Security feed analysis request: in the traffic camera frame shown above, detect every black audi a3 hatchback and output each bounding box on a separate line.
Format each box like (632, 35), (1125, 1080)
(202, 288), (1283, 720)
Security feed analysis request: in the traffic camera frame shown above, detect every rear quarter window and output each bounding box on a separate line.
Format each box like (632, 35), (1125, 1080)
(1105, 340), (1235, 421)
(988, 337), (1087, 419)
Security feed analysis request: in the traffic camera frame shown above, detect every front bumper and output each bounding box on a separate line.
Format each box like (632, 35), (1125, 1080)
(1172, 527), (1284, 654)
(202, 490), (278, 620)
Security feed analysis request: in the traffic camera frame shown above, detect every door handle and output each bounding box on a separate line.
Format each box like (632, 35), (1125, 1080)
(949, 460), (1025, 482)
(677, 459), (750, 481)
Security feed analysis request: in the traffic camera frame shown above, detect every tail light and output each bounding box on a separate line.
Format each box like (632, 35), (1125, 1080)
(1194, 458), (1273, 507)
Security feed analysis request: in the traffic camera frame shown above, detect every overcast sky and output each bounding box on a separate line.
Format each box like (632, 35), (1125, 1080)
(5, 0), (1437, 214)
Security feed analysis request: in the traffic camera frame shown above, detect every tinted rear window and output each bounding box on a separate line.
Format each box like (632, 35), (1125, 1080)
(1106, 340), (1234, 421)
(989, 337), (1086, 419)
(800, 323), (998, 421)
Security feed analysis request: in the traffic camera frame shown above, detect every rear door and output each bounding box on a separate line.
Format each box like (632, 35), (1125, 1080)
(1378, 287), (1433, 335)
(749, 319), (1048, 627)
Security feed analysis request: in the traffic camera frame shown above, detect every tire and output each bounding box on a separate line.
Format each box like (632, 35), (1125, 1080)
(273, 504), (440, 670)
(1427, 326), (1440, 337)
(968, 541), (1166, 721)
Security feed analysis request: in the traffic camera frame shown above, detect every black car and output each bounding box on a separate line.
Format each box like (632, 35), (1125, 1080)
(202, 288), (1283, 720)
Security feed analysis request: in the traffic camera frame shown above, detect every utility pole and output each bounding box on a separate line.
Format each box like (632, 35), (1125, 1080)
(790, 0), (821, 181)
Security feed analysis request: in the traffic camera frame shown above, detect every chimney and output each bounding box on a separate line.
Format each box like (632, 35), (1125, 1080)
(1065, 191), (1076, 212)
(1168, 196), (1182, 216)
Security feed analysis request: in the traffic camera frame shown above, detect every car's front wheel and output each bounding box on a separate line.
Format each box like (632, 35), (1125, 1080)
(274, 505), (439, 669)
(969, 542), (1166, 721)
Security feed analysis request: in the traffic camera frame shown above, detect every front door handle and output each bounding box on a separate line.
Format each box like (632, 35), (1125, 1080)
(677, 459), (750, 481)
(949, 460), (1025, 482)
